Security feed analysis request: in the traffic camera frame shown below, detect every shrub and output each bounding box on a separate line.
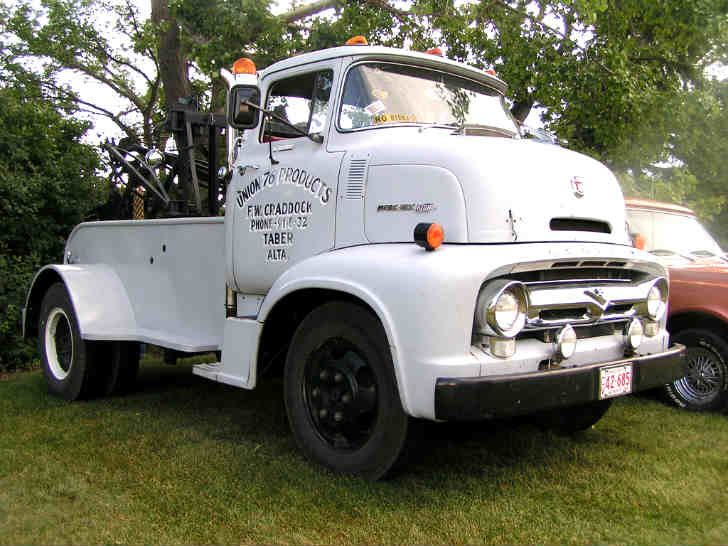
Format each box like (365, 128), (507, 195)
(0, 86), (105, 372)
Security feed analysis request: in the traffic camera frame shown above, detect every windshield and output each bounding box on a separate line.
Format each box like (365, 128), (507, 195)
(626, 209), (724, 259)
(338, 62), (518, 136)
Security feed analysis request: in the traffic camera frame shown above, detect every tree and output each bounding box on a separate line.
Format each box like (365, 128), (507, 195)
(1, 0), (164, 147)
(0, 81), (105, 371)
(620, 77), (728, 246)
(427, 0), (728, 169)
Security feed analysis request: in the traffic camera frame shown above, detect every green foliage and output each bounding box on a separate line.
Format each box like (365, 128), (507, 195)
(430, 0), (728, 171)
(620, 77), (728, 247)
(0, 84), (105, 372)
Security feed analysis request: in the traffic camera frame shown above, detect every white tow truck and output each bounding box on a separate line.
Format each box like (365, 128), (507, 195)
(23, 40), (685, 479)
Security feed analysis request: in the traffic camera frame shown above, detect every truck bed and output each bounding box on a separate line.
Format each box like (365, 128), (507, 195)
(65, 217), (226, 352)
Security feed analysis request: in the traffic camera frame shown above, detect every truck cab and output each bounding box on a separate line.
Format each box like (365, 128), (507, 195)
(24, 43), (685, 479)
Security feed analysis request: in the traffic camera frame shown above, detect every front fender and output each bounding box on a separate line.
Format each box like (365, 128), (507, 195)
(24, 264), (137, 341)
(259, 244), (487, 418)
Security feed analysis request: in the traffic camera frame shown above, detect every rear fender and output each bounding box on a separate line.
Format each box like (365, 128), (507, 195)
(24, 264), (137, 341)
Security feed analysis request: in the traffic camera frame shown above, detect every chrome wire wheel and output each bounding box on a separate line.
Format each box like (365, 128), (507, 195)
(303, 338), (378, 451)
(44, 307), (74, 381)
(673, 346), (725, 405)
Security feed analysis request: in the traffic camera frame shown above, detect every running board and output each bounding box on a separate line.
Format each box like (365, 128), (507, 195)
(192, 362), (249, 388)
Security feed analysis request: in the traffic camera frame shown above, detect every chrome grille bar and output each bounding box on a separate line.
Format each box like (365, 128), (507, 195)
(524, 276), (658, 330)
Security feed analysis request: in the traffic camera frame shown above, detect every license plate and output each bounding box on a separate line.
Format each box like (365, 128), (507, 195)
(599, 364), (633, 399)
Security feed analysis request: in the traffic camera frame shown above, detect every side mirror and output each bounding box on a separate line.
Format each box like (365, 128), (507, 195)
(228, 85), (261, 129)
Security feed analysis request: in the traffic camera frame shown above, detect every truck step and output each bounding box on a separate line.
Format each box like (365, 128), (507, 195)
(192, 362), (250, 389)
(192, 362), (222, 381)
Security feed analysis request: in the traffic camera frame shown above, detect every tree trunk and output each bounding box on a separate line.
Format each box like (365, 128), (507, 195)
(151, 0), (195, 212)
(151, 0), (190, 108)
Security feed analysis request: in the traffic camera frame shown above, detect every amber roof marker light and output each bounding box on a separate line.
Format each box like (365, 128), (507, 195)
(414, 223), (444, 251)
(346, 35), (368, 45)
(232, 58), (256, 75)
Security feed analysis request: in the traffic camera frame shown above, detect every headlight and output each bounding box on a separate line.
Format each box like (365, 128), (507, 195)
(646, 278), (668, 321)
(475, 280), (528, 338)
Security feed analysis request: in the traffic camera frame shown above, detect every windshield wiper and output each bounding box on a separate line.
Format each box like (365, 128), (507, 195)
(418, 122), (459, 133)
(450, 123), (516, 138)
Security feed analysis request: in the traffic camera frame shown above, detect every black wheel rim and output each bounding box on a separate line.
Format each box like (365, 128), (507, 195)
(303, 338), (378, 450)
(55, 318), (73, 373)
(674, 346), (725, 404)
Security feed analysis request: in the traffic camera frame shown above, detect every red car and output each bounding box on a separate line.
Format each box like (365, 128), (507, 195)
(626, 198), (728, 411)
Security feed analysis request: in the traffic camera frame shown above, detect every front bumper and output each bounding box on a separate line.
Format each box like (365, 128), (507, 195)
(435, 344), (686, 420)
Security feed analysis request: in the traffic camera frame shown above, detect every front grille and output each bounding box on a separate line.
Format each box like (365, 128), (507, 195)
(523, 277), (652, 330)
(519, 322), (625, 342)
(511, 267), (639, 284)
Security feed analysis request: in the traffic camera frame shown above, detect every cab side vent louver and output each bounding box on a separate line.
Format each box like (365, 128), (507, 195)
(345, 158), (368, 199)
(550, 218), (611, 233)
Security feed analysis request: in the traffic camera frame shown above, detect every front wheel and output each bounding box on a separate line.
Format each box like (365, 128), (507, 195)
(38, 283), (101, 400)
(664, 329), (728, 412)
(284, 302), (411, 480)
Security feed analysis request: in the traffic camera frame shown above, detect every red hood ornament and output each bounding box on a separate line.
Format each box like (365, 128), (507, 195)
(571, 176), (585, 198)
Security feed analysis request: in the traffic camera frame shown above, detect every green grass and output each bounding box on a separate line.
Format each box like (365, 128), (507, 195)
(1, 360), (727, 545)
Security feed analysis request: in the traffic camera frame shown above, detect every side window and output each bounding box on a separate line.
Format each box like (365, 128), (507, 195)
(263, 69), (334, 141)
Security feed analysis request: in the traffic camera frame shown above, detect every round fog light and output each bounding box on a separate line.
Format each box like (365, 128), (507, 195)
(489, 336), (516, 358)
(626, 318), (644, 351)
(556, 324), (577, 360)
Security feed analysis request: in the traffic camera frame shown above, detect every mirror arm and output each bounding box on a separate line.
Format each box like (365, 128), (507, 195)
(243, 100), (324, 144)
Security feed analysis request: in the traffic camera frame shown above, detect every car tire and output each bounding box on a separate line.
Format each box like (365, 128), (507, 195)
(531, 399), (614, 434)
(284, 301), (411, 480)
(38, 283), (101, 400)
(664, 329), (728, 412)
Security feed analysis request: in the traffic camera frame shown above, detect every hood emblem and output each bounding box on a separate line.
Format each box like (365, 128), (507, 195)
(571, 176), (585, 198)
(584, 288), (609, 309)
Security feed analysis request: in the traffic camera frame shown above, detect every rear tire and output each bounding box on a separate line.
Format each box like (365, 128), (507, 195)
(98, 342), (141, 396)
(532, 399), (613, 434)
(664, 329), (728, 412)
(284, 302), (411, 480)
(38, 283), (100, 400)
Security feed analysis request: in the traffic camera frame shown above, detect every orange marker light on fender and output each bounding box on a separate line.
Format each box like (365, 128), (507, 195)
(414, 223), (444, 251)
(425, 47), (443, 56)
(346, 35), (368, 45)
(232, 58), (256, 75)
(485, 68), (497, 76)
